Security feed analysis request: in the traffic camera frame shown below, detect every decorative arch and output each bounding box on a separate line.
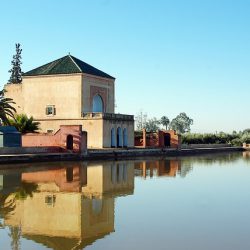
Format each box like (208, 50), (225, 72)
(92, 94), (104, 113)
(111, 128), (116, 147)
(123, 128), (128, 147)
(117, 127), (122, 147)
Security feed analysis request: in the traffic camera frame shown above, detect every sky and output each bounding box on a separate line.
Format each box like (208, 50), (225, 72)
(0, 0), (250, 133)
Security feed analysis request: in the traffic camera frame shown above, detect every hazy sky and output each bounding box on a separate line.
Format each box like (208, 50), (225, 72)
(1, 0), (250, 133)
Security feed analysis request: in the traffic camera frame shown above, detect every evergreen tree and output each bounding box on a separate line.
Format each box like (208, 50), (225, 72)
(8, 43), (23, 84)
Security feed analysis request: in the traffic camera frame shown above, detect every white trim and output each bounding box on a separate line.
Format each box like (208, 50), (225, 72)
(68, 55), (82, 72)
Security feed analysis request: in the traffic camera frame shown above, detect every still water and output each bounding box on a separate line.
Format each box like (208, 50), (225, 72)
(0, 152), (250, 250)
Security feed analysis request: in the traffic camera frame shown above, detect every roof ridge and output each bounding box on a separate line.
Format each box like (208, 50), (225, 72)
(68, 55), (82, 73)
(70, 55), (115, 79)
(23, 55), (115, 79)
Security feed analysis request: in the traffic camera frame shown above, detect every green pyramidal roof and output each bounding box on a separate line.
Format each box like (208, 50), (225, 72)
(23, 55), (115, 79)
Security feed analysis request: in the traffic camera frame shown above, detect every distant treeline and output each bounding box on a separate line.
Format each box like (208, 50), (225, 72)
(182, 129), (250, 146)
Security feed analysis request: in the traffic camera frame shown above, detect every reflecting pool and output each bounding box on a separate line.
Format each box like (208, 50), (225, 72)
(0, 152), (250, 250)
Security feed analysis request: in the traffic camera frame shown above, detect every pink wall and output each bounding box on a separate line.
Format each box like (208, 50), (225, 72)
(134, 130), (181, 148)
(22, 165), (86, 192)
(22, 125), (87, 153)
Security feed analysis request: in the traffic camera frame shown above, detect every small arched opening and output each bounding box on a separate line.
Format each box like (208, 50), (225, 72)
(66, 134), (74, 150)
(92, 94), (104, 113)
(117, 127), (122, 147)
(164, 133), (171, 147)
(123, 128), (128, 147)
(111, 128), (116, 148)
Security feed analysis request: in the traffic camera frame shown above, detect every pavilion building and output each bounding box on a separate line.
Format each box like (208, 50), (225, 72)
(4, 55), (134, 148)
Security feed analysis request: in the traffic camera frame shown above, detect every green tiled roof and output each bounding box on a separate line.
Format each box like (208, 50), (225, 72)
(23, 55), (115, 79)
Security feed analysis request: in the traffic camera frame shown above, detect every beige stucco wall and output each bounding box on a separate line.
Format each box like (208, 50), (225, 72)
(3, 73), (133, 149)
(34, 118), (134, 148)
(4, 84), (24, 114)
(103, 119), (134, 147)
(82, 162), (134, 197)
(34, 119), (104, 148)
(5, 74), (83, 119)
(82, 74), (115, 113)
(4, 73), (115, 118)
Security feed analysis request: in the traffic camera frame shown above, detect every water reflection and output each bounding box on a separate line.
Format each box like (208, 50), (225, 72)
(0, 162), (134, 250)
(0, 152), (249, 250)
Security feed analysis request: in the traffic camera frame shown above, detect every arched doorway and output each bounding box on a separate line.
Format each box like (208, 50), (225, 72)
(117, 127), (122, 147)
(92, 94), (104, 112)
(123, 128), (128, 147)
(66, 134), (73, 150)
(164, 133), (171, 147)
(111, 128), (116, 147)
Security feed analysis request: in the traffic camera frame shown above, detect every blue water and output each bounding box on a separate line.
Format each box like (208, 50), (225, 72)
(0, 152), (250, 250)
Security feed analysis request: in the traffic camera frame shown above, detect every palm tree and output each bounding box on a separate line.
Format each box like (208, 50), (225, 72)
(8, 114), (40, 133)
(160, 116), (170, 130)
(0, 89), (16, 125)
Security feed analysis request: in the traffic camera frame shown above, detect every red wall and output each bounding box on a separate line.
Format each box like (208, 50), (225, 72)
(134, 130), (181, 148)
(22, 125), (87, 153)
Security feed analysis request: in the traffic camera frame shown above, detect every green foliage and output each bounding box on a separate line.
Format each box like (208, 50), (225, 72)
(182, 130), (250, 146)
(7, 114), (40, 133)
(8, 43), (23, 84)
(14, 182), (38, 200)
(145, 117), (160, 132)
(160, 116), (170, 130)
(0, 89), (16, 124)
(169, 112), (193, 134)
(135, 111), (193, 133)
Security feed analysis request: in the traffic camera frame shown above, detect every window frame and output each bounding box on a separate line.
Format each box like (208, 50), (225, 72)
(46, 105), (56, 116)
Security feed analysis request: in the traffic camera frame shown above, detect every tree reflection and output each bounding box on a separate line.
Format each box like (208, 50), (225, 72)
(9, 226), (21, 250)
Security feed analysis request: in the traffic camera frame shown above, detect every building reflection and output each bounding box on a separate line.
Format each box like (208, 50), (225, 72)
(0, 161), (134, 250)
(134, 159), (181, 178)
(243, 151), (250, 159)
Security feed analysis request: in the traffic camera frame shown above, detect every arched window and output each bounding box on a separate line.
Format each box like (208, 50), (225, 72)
(111, 128), (116, 147)
(92, 94), (104, 113)
(123, 128), (128, 147)
(117, 127), (122, 147)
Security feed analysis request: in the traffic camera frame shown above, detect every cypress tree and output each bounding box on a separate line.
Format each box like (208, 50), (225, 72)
(8, 43), (23, 84)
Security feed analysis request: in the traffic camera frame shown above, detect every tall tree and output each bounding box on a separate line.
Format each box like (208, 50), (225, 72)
(145, 117), (160, 132)
(8, 43), (23, 84)
(160, 116), (170, 130)
(0, 90), (16, 125)
(169, 112), (193, 134)
(135, 111), (148, 130)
